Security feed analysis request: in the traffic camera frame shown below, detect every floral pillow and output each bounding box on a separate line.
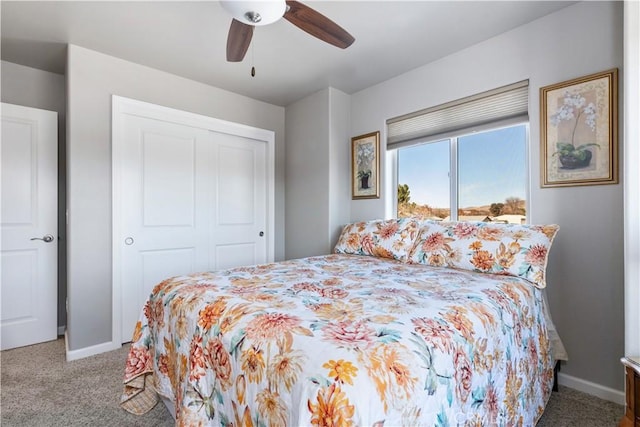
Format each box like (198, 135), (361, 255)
(407, 220), (559, 288)
(334, 218), (421, 262)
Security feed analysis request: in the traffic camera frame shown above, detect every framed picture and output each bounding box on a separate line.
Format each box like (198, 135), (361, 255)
(540, 68), (618, 187)
(351, 131), (380, 199)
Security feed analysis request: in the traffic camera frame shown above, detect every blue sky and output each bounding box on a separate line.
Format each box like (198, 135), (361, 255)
(397, 125), (527, 208)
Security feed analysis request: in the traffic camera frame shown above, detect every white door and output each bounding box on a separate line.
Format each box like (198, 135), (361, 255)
(1, 103), (58, 350)
(212, 133), (267, 270)
(119, 114), (268, 341)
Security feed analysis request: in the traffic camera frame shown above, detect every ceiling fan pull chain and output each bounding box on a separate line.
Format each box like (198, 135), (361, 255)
(251, 32), (256, 77)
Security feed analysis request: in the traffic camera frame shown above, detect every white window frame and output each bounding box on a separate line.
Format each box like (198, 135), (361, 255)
(389, 121), (531, 223)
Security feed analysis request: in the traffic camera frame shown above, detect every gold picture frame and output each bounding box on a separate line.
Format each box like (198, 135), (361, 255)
(540, 68), (618, 187)
(351, 131), (380, 199)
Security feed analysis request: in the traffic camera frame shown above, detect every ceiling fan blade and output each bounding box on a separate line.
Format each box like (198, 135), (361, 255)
(283, 1), (355, 49)
(227, 18), (254, 62)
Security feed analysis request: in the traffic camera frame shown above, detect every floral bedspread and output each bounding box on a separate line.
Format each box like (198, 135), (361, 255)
(121, 254), (553, 426)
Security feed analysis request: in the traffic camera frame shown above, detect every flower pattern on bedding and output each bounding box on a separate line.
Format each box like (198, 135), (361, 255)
(408, 221), (559, 288)
(334, 218), (420, 262)
(121, 254), (554, 426)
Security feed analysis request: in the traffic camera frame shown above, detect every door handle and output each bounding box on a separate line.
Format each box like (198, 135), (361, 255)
(31, 234), (55, 243)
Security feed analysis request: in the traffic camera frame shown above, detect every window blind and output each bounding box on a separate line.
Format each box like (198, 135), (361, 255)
(386, 80), (529, 150)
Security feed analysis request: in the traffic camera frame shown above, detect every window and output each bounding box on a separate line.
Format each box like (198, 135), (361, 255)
(396, 124), (528, 224)
(388, 81), (529, 224)
(397, 139), (450, 219)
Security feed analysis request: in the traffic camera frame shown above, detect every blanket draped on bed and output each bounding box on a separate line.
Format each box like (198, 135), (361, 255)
(121, 254), (554, 426)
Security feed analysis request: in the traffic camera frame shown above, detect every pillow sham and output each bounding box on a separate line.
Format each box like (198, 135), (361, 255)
(334, 218), (420, 262)
(407, 220), (559, 288)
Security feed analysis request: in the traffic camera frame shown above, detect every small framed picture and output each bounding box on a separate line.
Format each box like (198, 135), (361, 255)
(540, 68), (618, 187)
(351, 131), (380, 199)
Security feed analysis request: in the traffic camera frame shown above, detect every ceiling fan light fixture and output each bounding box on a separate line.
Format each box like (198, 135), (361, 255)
(220, 1), (286, 26)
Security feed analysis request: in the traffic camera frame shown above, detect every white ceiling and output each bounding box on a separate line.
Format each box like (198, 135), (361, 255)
(1, 1), (575, 107)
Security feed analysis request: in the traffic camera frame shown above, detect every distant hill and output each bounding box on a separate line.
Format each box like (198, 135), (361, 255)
(460, 199), (526, 215)
(398, 198), (525, 220)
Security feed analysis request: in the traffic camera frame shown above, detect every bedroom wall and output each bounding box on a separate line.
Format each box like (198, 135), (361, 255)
(624, 0), (640, 360)
(285, 89), (330, 258)
(65, 44), (285, 352)
(1, 60), (67, 333)
(285, 87), (351, 259)
(328, 89), (352, 247)
(348, 1), (625, 394)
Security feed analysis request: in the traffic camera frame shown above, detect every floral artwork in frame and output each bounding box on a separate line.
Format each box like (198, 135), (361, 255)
(540, 68), (618, 187)
(351, 131), (380, 199)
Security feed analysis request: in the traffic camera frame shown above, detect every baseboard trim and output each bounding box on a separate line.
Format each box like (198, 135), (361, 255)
(65, 338), (121, 362)
(558, 372), (625, 406)
(57, 326), (65, 336)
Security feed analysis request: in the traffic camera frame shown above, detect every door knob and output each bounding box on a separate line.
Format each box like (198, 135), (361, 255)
(31, 234), (55, 243)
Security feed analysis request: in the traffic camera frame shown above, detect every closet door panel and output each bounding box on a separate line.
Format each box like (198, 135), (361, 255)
(119, 115), (210, 341)
(210, 133), (267, 271)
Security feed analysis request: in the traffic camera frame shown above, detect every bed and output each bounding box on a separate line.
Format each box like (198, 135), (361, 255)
(121, 218), (564, 426)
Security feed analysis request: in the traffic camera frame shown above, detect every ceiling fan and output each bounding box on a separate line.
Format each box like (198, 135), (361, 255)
(220, 0), (355, 62)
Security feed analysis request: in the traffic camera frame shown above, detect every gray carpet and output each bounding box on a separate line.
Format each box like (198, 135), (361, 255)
(0, 338), (624, 426)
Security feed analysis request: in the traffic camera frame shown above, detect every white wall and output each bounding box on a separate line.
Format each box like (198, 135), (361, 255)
(349, 1), (625, 392)
(1, 60), (67, 332)
(285, 87), (350, 259)
(66, 45), (285, 352)
(328, 88), (351, 246)
(624, 0), (640, 356)
(285, 89), (330, 258)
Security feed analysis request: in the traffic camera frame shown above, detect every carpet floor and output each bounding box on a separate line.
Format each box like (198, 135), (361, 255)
(0, 338), (624, 426)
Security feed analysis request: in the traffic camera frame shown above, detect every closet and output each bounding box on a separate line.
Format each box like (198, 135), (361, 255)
(112, 96), (274, 342)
